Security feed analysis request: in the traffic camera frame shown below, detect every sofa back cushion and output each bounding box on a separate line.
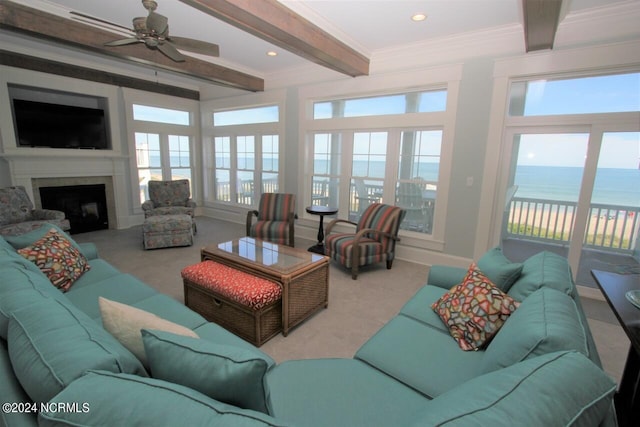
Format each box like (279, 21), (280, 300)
(477, 247), (523, 292)
(481, 287), (588, 374)
(0, 236), (13, 251)
(410, 351), (616, 427)
(507, 251), (575, 301)
(39, 370), (290, 427)
(4, 223), (87, 256)
(8, 299), (147, 403)
(142, 329), (274, 414)
(0, 266), (65, 339)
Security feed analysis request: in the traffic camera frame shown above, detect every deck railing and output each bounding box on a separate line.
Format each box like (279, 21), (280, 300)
(506, 197), (639, 252)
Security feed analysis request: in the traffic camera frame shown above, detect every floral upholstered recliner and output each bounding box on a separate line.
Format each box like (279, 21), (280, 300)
(142, 180), (197, 233)
(0, 186), (70, 236)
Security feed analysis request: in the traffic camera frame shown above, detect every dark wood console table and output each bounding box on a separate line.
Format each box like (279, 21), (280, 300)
(591, 269), (640, 427)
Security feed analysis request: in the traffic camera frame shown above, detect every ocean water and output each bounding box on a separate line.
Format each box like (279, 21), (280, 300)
(205, 156), (640, 207)
(514, 165), (640, 207)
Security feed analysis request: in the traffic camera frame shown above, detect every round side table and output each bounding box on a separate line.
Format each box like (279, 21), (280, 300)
(305, 205), (338, 254)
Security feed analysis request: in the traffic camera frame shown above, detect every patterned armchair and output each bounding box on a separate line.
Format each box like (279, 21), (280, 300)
(0, 186), (70, 236)
(325, 203), (405, 280)
(246, 193), (297, 247)
(142, 180), (197, 232)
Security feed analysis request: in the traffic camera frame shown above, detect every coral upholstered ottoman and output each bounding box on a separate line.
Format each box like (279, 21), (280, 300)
(142, 214), (193, 250)
(181, 260), (283, 346)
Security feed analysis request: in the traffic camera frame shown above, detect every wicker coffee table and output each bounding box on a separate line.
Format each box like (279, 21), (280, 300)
(200, 237), (329, 336)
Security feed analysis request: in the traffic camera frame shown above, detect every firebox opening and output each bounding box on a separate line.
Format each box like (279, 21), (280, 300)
(40, 184), (108, 234)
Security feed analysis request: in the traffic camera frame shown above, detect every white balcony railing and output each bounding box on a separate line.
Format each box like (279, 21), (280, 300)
(506, 197), (639, 253)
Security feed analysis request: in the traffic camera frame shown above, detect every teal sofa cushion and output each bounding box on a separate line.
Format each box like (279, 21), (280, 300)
(38, 370), (289, 427)
(4, 223), (83, 252)
(0, 267), (65, 339)
(355, 315), (483, 398)
(266, 358), (429, 427)
(400, 285), (450, 332)
(66, 259), (122, 292)
(481, 287), (589, 373)
(0, 235), (13, 251)
(0, 247), (43, 274)
(7, 299), (147, 403)
(142, 329), (274, 414)
(64, 273), (158, 319)
(410, 351), (616, 427)
(508, 251), (575, 301)
(0, 340), (38, 427)
(477, 247), (523, 292)
(426, 265), (467, 290)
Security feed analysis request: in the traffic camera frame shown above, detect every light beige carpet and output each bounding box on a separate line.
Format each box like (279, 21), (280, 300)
(72, 216), (628, 382)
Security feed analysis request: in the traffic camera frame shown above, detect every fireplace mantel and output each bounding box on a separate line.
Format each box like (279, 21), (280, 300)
(3, 152), (131, 229)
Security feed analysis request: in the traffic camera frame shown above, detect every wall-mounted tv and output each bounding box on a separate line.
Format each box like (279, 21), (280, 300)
(12, 99), (110, 150)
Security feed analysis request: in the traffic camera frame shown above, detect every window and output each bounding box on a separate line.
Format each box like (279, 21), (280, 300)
(214, 105), (279, 126)
(509, 72), (640, 116)
(314, 89), (447, 119)
(131, 104), (195, 204)
(396, 130), (441, 233)
(307, 89), (449, 235)
(210, 104), (281, 206)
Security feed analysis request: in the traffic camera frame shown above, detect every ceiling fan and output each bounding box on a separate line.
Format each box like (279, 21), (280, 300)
(71, 0), (220, 62)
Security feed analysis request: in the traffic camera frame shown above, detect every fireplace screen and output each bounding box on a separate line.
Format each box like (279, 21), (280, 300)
(40, 184), (108, 234)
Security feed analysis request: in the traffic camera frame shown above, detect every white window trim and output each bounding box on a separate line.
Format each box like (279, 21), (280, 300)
(475, 39), (640, 261)
(122, 88), (200, 214)
(298, 64), (462, 250)
(201, 89), (286, 208)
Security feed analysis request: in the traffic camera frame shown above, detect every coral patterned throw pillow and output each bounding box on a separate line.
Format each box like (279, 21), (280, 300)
(17, 228), (90, 292)
(431, 263), (519, 351)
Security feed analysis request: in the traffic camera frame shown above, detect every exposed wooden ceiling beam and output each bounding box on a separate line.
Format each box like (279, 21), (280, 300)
(522, 0), (563, 52)
(0, 50), (200, 100)
(178, 0), (370, 77)
(0, 0), (264, 91)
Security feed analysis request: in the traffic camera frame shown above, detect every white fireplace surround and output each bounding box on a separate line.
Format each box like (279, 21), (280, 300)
(3, 152), (130, 230)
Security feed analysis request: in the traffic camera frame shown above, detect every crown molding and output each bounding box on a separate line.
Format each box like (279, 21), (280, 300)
(555, 0), (640, 48)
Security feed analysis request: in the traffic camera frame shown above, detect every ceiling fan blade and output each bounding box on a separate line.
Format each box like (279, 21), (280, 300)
(105, 38), (141, 47)
(156, 42), (186, 62)
(168, 36), (220, 57)
(146, 11), (169, 35)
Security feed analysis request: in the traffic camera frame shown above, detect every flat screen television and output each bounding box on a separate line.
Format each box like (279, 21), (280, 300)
(12, 99), (110, 150)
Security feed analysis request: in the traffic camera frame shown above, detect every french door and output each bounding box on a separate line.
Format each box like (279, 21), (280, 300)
(500, 127), (640, 287)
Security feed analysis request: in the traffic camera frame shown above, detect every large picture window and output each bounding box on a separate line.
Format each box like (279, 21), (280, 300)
(306, 88), (450, 236)
(209, 104), (281, 207)
(131, 103), (195, 204)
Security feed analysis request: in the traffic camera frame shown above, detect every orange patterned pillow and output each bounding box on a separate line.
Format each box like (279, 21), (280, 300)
(17, 228), (90, 292)
(431, 263), (519, 351)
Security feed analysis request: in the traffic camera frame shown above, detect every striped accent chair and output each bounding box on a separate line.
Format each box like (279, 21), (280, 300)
(325, 203), (406, 280)
(246, 193), (297, 247)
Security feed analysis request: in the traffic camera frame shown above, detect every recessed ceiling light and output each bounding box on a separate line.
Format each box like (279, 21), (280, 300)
(266, 51), (278, 57)
(412, 13), (427, 22)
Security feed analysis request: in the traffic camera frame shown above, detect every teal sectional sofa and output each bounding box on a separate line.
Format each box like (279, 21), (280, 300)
(1, 225), (617, 426)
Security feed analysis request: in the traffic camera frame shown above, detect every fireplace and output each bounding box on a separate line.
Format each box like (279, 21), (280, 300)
(40, 184), (109, 234)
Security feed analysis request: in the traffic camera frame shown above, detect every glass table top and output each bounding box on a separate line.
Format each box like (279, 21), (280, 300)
(209, 237), (325, 274)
